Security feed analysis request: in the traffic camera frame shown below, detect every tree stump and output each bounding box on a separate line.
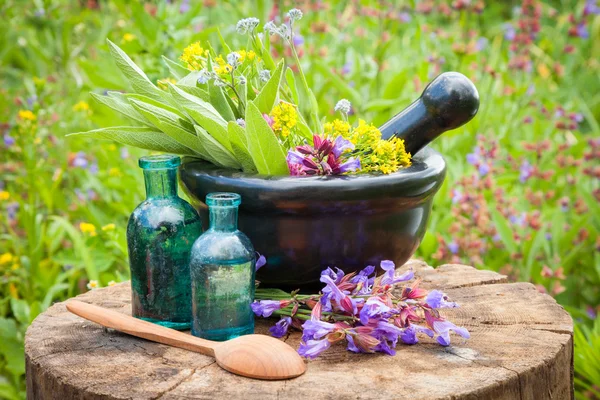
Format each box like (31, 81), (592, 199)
(25, 261), (574, 400)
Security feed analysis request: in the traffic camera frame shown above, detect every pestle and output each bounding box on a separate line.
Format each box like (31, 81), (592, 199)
(379, 72), (479, 155)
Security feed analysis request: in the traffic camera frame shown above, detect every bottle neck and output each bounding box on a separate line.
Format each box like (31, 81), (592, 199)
(209, 206), (238, 232)
(143, 168), (178, 199)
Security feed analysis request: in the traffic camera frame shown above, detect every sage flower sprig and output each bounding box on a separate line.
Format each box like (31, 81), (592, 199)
(253, 260), (469, 359)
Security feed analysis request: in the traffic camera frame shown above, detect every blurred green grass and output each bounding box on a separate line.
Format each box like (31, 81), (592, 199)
(0, 0), (598, 398)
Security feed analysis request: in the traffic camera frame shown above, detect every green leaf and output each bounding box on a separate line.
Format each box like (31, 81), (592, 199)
(124, 93), (190, 122)
(162, 55), (189, 81)
(176, 85), (210, 102)
(296, 118), (314, 141)
(0, 338), (24, 376)
(168, 83), (232, 151)
(193, 125), (240, 169)
(107, 39), (163, 102)
(227, 121), (257, 173)
(490, 209), (518, 255)
(255, 60), (284, 114)
(217, 28), (232, 54)
(130, 99), (205, 156)
(67, 126), (197, 156)
(177, 70), (203, 86)
(285, 67), (299, 105)
(244, 101), (288, 175)
(10, 299), (30, 324)
(48, 216), (98, 281)
(313, 60), (361, 106)
(90, 92), (152, 127)
(208, 81), (237, 121)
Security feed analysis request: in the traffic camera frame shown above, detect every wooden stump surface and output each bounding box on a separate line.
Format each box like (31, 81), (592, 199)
(25, 260), (574, 400)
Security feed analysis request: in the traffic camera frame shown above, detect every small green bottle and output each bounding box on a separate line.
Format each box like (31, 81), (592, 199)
(127, 155), (202, 329)
(190, 193), (256, 341)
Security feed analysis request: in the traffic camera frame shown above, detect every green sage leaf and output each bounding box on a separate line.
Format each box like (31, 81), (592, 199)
(227, 121), (257, 173)
(193, 125), (240, 169)
(90, 92), (152, 127)
(162, 55), (189, 81)
(244, 101), (288, 175)
(255, 60), (285, 114)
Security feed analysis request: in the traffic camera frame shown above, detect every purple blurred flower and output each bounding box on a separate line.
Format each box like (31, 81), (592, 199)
(120, 147), (129, 159)
(475, 37), (488, 51)
(298, 338), (331, 359)
(478, 163), (490, 176)
(3, 134), (15, 147)
(399, 12), (412, 23)
(89, 163), (99, 174)
(509, 213), (526, 226)
(72, 152), (88, 168)
(466, 152), (480, 165)
(519, 160), (533, 183)
(179, 0), (190, 13)
(526, 85), (535, 96)
(586, 306), (597, 319)
(7, 202), (19, 220)
(269, 316), (292, 338)
(293, 34), (304, 46)
(448, 241), (459, 254)
(503, 23), (516, 41)
(584, 0), (600, 15)
(577, 23), (589, 39)
(251, 300), (281, 317)
(452, 189), (462, 204)
(426, 290), (459, 308)
(341, 62), (352, 75)
(570, 113), (584, 123)
(523, 116), (533, 124)
(380, 260), (414, 285)
(545, 232), (552, 240)
(255, 253), (266, 271)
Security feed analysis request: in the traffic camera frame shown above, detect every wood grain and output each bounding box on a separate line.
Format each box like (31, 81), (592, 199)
(25, 260), (574, 399)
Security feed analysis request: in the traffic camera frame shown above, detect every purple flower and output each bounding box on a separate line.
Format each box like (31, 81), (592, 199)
(301, 319), (336, 340)
(179, 0), (190, 13)
(400, 324), (435, 345)
(380, 260), (414, 286)
(586, 306), (597, 319)
(72, 152), (88, 168)
(584, 0), (600, 15)
(398, 12), (412, 23)
(447, 241), (459, 254)
(545, 232), (552, 240)
(321, 267), (344, 283)
(570, 113), (584, 123)
(466, 152), (479, 165)
(236, 118), (246, 128)
(503, 23), (516, 41)
(255, 253), (266, 271)
(298, 338), (330, 359)
(341, 62), (352, 75)
(338, 157), (361, 174)
(432, 320), (470, 346)
(478, 163), (490, 176)
(350, 265), (375, 295)
(475, 37), (488, 52)
(452, 189), (462, 204)
(526, 85), (535, 96)
(332, 136), (354, 157)
(293, 34), (304, 46)
(250, 300), (281, 317)
(509, 213), (526, 227)
(320, 274), (358, 314)
(359, 297), (391, 325)
(577, 23), (589, 39)
(269, 316), (292, 338)
(519, 160), (533, 183)
(3, 134), (15, 147)
(120, 147), (129, 159)
(7, 202), (19, 220)
(426, 290), (459, 309)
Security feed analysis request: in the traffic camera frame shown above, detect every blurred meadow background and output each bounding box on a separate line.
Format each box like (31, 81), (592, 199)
(0, 0), (599, 398)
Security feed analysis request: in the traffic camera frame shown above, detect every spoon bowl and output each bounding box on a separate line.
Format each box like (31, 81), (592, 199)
(66, 300), (306, 380)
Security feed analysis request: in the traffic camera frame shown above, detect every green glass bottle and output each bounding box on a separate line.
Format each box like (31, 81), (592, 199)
(127, 155), (202, 330)
(190, 193), (256, 341)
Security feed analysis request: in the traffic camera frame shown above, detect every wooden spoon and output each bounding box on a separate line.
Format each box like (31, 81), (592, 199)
(66, 300), (306, 380)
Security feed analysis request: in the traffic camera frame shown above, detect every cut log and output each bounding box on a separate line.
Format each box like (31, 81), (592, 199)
(25, 260), (573, 399)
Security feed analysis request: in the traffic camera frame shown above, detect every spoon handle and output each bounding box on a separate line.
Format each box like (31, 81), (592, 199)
(379, 72), (479, 155)
(66, 300), (218, 357)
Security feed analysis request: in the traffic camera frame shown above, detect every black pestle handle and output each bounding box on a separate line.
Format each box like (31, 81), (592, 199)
(379, 72), (479, 155)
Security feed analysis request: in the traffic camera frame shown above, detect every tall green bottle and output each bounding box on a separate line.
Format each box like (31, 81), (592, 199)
(126, 155), (202, 329)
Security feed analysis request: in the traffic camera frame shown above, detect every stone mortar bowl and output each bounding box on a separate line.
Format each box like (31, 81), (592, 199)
(180, 147), (445, 290)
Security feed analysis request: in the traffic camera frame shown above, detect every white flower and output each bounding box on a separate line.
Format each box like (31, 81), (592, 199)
(107, 280), (116, 287)
(197, 69), (213, 84)
(263, 21), (277, 35)
(86, 280), (99, 290)
(239, 76), (247, 85)
(236, 17), (260, 34)
(288, 8), (303, 22)
(278, 24), (291, 40)
(259, 69), (271, 82)
(334, 99), (352, 114)
(227, 52), (242, 68)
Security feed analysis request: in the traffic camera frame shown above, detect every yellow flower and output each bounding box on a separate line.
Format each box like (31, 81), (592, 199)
(102, 223), (116, 232)
(0, 191), (10, 201)
(123, 33), (136, 42)
(180, 42), (209, 70)
(32, 76), (45, 86)
(11, 263), (19, 271)
(108, 280), (117, 287)
(73, 101), (90, 112)
(34, 137), (41, 145)
(108, 167), (122, 177)
(18, 110), (36, 121)
(270, 102), (298, 137)
(323, 119), (351, 137)
(79, 222), (97, 237)
(213, 55), (233, 75)
(87, 280), (99, 290)
(9, 283), (19, 299)
(108, 144), (117, 151)
(0, 253), (14, 265)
